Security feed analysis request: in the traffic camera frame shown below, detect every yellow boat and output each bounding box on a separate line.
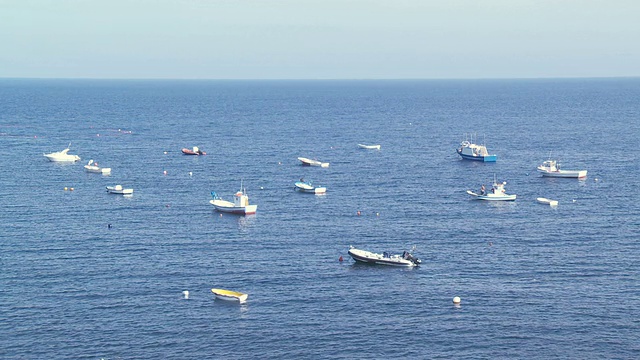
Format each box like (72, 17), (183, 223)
(211, 288), (248, 303)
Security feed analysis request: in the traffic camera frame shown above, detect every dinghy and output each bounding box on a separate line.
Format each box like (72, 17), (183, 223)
(211, 288), (248, 303)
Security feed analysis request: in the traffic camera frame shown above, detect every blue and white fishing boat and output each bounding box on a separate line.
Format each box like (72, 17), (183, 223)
(456, 134), (497, 162)
(210, 183), (257, 215)
(467, 177), (516, 201)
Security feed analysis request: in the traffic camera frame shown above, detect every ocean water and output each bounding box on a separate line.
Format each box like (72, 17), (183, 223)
(1, 78), (639, 359)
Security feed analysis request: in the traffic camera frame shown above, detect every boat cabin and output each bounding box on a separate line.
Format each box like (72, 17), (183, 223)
(234, 191), (250, 207)
(540, 160), (558, 171)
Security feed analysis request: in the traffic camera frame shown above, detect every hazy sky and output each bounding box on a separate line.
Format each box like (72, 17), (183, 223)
(1, 0), (638, 79)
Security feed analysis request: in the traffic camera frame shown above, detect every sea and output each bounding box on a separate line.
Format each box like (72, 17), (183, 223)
(0, 78), (639, 359)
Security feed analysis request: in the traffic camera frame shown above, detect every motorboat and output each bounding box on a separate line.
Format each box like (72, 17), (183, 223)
(456, 135), (497, 162)
(348, 246), (421, 267)
(210, 185), (257, 215)
(537, 197), (559, 206)
(43, 145), (81, 162)
(84, 160), (111, 175)
(298, 157), (329, 168)
(537, 160), (587, 178)
(467, 178), (516, 201)
(294, 180), (326, 194)
(211, 288), (248, 303)
(182, 146), (206, 155)
(358, 144), (381, 150)
(106, 185), (133, 195)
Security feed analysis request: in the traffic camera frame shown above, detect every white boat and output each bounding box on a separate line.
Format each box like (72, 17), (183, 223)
(211, 288), (248, 303)
(358, 144), (381, 150)
(106, 185), (133, 195)
(456, 135), (496, 162)
(537, 197), (559, 206)
(298, 157), (329, 168)
(348, 246), (421, 267)
(43, 145), (81, 162)
(467, 178), (516, 201)
(537, 160), (587, 178)
(84, 160), (111, 175)
(210, 185), (257, 215)
(294, 180), (326, 194)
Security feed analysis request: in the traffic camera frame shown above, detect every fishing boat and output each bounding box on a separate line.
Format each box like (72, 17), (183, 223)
(294, 180), (326, 194)
(182, 146), (206, 155)
(348, 246), (421, 267)
(211, 288), (248, 303)
(43, 145), (81, 162)
(298, 157), (329, 167)
(456, 134), (497, 162)
(106, 185), (133, 195)
(537, 197), (559, 206)
(466, 178), (516, 201)
(210, 184), (257, 215)
(358, 144), (381, 150)
(84, 160), (111, 175)
(537, 159), (587, 178)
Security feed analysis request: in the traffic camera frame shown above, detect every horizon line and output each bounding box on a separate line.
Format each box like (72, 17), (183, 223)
(1, 75), (639, 81)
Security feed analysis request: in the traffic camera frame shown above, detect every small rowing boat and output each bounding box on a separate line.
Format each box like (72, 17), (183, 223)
(537, 197), (559, 206)
(358, 144), (381, 150)
(211, 288), (248, 303)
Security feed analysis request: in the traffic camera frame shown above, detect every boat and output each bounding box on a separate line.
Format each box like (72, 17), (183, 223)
(466, 178), (516, 201)
(348, 246), (421, 267)
(211, 288), (248, 303)
(537, 197), (559, 206)
(294, 180), (326, 194)
(43, 145), (81, 162)
(182, 146), (206, 155)
(456, 135), (497, 162)
(209, 184), (257, 215)
(106, 185), (133, 195)
(298, 157), (329, 168)
(358, 144), (381, 150)
(84, 160), (111, 175)
(537, 159), (587, 178)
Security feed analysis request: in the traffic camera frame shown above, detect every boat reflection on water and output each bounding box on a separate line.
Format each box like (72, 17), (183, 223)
(212, 211), (257, 231)
(236, 214), (256, 232)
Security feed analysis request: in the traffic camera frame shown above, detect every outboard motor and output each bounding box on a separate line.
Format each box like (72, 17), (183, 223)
(405, 253), (421, 266)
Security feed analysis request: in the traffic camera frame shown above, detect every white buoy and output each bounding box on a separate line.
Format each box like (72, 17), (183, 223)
(163, 170), (167, 175)
(189, 171), (192, 176)
(182, 290), (189, 299)
(453, 296), (461, 304)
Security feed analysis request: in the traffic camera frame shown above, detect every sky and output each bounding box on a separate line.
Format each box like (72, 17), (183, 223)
(1, 0), (639, 79)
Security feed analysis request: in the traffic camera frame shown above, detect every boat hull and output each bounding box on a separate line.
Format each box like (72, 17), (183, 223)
(85, 166), (111, 174)
(467, 190), (516, 201)
(182, 148), (206, 155)
(348, 248), (418, 267)
(537, 197), (559, 206)
(537, 169), (587, 178)
(456, 149), (497, 162)
(294, 182), (326, 194)
(211, 288), (248, 303)
(298, 157), (329, 167)
(106, 186), (133, 195)
(358, 144), (381, 150)
(210, 199), (257, 215)
(44, 154), (81, 162)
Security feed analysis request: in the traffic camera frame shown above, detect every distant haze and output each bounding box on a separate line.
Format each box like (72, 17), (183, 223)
(1, 0), (639, 79)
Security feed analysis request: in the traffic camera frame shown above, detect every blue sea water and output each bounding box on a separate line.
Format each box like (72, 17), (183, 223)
(0, 78), (639, 359)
